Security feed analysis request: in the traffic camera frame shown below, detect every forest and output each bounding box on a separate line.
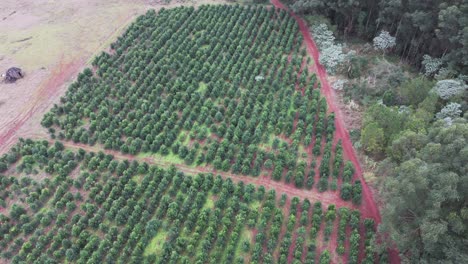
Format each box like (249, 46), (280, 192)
(287, 0), (467, 76)
(41, 5), (361, 198)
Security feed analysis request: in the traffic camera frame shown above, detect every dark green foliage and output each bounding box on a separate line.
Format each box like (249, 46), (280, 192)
(352, 180), (362, 205)
(291, 0), (468, 74)
(0, 162), (7, 173)
(10, 204), (26, 220)
(340, 183), (352, 201)
(3, 139), (328, 263)
(380, 119), (468, 263)
(318, 177), (328, 192)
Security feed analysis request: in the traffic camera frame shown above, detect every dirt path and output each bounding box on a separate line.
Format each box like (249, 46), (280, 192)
(270, 0), (379, 223)
(269, 1), (400, 263)
(56, 140), (355, 209)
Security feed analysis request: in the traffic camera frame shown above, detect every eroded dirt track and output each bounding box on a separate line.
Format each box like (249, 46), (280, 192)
(270, 0), (379, 223)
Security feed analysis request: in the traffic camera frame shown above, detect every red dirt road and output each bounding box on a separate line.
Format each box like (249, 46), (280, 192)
(270, 0), (400, 263)
(56, 140), (355, 209)
(270, 0), (379, 224)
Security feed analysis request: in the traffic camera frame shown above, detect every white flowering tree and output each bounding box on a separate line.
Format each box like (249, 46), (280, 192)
(319, 44), (346, 74)
(312, 24), (335, 50)
(436, 102), (462, 119)
(373, 31), (396, 56)
(434, 79), (467, 100)
(311, 23), (355, 74)
(332, 79), (347, 90)
(311, 23), (346, 74)
(421, 55), (443, 76)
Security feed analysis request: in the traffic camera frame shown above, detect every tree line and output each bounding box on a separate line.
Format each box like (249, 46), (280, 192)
(288, 0), (467, 75)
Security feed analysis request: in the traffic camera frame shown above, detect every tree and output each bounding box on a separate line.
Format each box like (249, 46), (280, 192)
(0, 161), (7, 173)
(318, 177), (328, 192)
(398, 77), (434, 106)
(319, 250), (330, 264)
(352, 181), (362, 205)
(363, 103), (406, 149)
(311, 24), (335, 50)
(310, 23), (346, 74)
(291, 0), (325, 14)
(319, 44), (346, 74)
(340, 183), (352, 201)
(264, 159), (273, 170)
(373, 31), (396, 55)
(421, 55), (443, 77)
(433, 80), (466, 100)
(66, 248), (77, 261)
(435, 103), (462, 120)
(10, 204), (26, 220)
(387, 130), (427, 163)
(380, 119), (468, 263)
(361, 122), (385, 155)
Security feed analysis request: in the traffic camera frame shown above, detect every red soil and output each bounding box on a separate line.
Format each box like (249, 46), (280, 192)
(328, 218), (340, 263)
(0, 107), (35, 153)
(271, 0), (379, 223)
(343, 224), (352, 264)
(270, 0), (400, 263)
(274, 196), (291, 260)
(0, 59), (84, 154)
(314, 216), (326, 263)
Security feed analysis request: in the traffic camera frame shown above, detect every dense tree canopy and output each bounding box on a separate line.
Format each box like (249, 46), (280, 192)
(379, 119), (468, 263)
(37, 3), (362, 196)
(288, 0), (468, 75)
